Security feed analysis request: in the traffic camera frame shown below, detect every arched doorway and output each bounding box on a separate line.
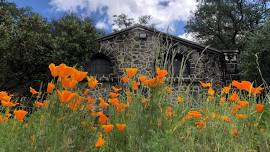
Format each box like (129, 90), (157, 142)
(88, 54), (113, 77)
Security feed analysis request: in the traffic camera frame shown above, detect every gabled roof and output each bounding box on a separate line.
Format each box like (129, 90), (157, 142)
(97, 24), (222, 54)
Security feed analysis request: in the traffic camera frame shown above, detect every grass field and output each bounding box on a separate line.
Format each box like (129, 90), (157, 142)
(0, 63), (269, 152)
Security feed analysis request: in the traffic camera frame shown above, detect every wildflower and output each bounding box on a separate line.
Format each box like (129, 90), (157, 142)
(108, 98), (120, 107)
(34, 101), (48, 108)
(47, 82), (55, 93)
(200, 81), (212, 88)
(232, 80), (244, 90)
(231, 105), (241, 114)
(231, 127), (239, 137)
(208, 87), (215, 96)
(166, 86), (173, 94)
(195, 120), (206, 129)
(57, 90), (77, 103)
(139, 75), (148, 84)
(97, 112), (108, 124)
(222, 116), (231, 123)
(1, 101), (16, 108)
(131, 81), (139, 90)
(83, 89), (90, 96)
(87, 76), (99, 88)
(72, 70), (88, 82)
(222, 86), (231, 94)
(187, 111), (202, 118)
(125, 68), (138, 78)
(14, 110), (28, 122)
(57, 64), (75, 78)
(220, 97), (226, 104)
(95, 136), (105, 148)
(48, 63), (58, 77)
(116, 123), (126, 132)
(238, 100), (249, 108)
(0, 91), (11, 102)
(30, 87), (39, 95)
(101, 124), (114, 134)
(256, 103), (263, 113)
(109, 92), (119, 98)
(251, 87), (264, 95)
(235, 114), (248, 120)
(116, 103), (128, 113)
(87, 97), (95, 103)
(61, 77), (78, 89)
(229, 92), (238, 102)
(99, 98), (110, 108)
(111, 86), (122, 93)
(165, 106), (174, 119)
(156, 68), (168, 79)
(176, 96), (184, 104)
(121, 76), (129, 83)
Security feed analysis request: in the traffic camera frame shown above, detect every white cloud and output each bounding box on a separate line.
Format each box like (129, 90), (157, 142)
(95, 21), (109, 30)
(49, 0), (198, 32)
(179, 32), (198, 42)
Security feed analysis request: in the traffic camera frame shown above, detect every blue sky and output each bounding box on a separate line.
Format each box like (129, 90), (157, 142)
(10, 0), (197, 38)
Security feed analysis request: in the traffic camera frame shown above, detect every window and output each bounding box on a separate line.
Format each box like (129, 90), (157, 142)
(88, 55), (113, 77)
(172, 54), (190, 77)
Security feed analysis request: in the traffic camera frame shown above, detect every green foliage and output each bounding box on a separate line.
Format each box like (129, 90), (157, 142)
(241, 20), (270, 84)
(0, 2), (99, 94)
(185, 0), (269, 50)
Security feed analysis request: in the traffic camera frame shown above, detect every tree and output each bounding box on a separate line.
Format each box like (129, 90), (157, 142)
(241, 20), (270, 84)
(112, 14), (152, 31)
(186, 0), (269, 50)
(0, 2), (99, 95)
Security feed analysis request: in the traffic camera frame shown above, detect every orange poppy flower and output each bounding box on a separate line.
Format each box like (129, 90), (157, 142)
(220, 97), (226, 104)
(232, 80), (244, 90)
(131, 81), (139, 90)
(139, 75), (148, 84)
(176, 96), (184, 104)
(116, 103), (128, 113)
(156, 68), (168, 79)
(30, 87), (39, 95)
(222, 86), (231, 94)
(101, 124), (114, 134)
(111, 86), (122, 93)
(126, 68), (138, 78)
(229, 92), (238, 102)
(57, 64), (75, 78)
(95, 136), (105, 148)
(47, 82), (55, 93)
(14, 110), (28, 122)
(187, 111), (202, 118)
(1, 101), (16, 108)
(235, 114), (248, 120)
(34, 101), (48, 108)
(256, 103), (263, 113)
(116, 123), (126, 132)
(57, 90), (77, 103)
(208, 87), (215, 96)
(195, 120), (206, 129)
(108, 98), (120, 107)
(87, 97), (95, 103)
(99, 98), (110, 108)
(166, 86), (173, 94)
(251, 87), (264, 95)
(121, 76), (129, 83)
(109, 92), (119, 98)
(83, 89), (90, 96)
(98, 112), (108, 124)
(231, 127), (239, 137)
(72, 70), (88, 82)
(61, 77), (78, 89)
(238, 100), (249, 108)
(222, 116), (231, 123)
(0, 91), (11, 102)
(200, 81), (212, 88)
(87, 76), (99, 88)
(241, 81), (253, 92)
(165, 106), (174, 119)
(49, 63), (58, 77)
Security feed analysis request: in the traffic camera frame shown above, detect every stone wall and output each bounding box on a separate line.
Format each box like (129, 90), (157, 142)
(92, 27), (224, 92)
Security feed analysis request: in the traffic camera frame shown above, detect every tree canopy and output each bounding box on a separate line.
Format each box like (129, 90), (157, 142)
(186, 0), (269, 50)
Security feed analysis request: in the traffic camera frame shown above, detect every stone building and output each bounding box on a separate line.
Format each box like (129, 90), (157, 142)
(87, 25), (237, 90)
